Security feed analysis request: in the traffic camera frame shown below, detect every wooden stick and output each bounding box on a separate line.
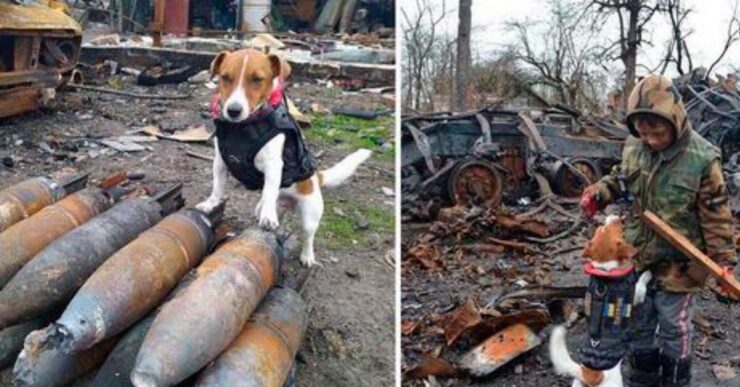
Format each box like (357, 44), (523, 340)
(642, 211), (740, 297)
(185, 150), (214, 162)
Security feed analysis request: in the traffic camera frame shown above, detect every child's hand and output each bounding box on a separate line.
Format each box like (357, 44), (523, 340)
(718, 266), (737, 297)
(580, 185), (601, 218)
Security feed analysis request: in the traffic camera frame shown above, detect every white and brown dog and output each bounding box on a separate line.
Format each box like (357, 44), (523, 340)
(196, 49), (372, 267)
(549, 215), (652, 387)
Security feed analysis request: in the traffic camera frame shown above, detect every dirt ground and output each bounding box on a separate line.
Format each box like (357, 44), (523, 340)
(0, 73), (395, 386)
(402, 209), (740, 387)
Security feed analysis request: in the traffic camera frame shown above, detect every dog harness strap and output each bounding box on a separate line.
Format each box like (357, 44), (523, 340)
(213, 102), (317, 191)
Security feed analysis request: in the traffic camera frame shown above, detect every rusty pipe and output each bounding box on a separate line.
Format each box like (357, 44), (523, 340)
(0, 187), (184, 329)
(195, 287), (307, 387)
(13, 328), (118, 387)
(0, 173), (88, 233)
(0, 186), (113, 288)
(51, 207), (218, 354)
(131, 228), (282, 387)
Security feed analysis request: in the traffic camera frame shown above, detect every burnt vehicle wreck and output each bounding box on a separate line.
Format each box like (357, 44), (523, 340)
(401, 107), (628, 220)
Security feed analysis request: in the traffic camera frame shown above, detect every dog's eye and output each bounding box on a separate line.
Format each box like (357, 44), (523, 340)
(221, 75), (232, 84)
(250, 76), (264, 84)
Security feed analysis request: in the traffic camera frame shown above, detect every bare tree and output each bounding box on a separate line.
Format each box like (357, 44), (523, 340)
(509, 0), (609, 111)
(401, 0), (449, 112)
(661, 0), (694, 75)
(706, 0), (740, 80)
(455, 0), (472, 110)
(588, 0), (661, 102)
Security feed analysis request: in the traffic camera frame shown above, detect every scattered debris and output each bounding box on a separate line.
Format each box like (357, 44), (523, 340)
(404, 352), (459, 379)
(460, 323), (543, 377)
(140, 125), (212, 143)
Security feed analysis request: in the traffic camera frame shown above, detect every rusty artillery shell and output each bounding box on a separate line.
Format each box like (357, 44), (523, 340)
(0, 187), (112, 288)
(0, 315), (55, 370)
(12, 327), (117, 387)
(91, 272), (198, 387)
(131, 228), (282, 387)
(53, 208), (214, 354)
(195, 287), (308, 387)
(0, 173), (88, 234)
(0, 198), (169, 329)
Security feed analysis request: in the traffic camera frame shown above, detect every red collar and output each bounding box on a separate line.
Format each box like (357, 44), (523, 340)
(583, 262), (634, 278)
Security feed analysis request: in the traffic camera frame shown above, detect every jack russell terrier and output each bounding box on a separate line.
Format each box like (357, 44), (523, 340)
(549, 215), (652, 387)
(196, 49), (372, 267)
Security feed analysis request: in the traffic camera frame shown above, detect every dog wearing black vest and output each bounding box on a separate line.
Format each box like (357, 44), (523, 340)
(196, 49), (372, 267)
(549, 215), (652, 387)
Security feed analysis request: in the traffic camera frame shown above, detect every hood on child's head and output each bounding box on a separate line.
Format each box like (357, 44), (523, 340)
(625, 75), (690, 142)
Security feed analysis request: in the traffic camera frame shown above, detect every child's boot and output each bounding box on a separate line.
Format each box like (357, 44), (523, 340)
(660, 354), (691, 387)
(626, 349), (660, 387)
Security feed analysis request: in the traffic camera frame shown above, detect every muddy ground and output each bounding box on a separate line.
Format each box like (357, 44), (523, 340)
(0, 73), (395, 386)
(402, 208), (740, 387)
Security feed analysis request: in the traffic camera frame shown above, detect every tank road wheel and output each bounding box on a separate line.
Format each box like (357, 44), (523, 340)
(554, 157), (602, 198)
(448, 159), (503, 208)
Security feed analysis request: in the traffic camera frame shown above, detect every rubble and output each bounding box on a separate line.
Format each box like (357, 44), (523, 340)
(459, 323), (542, 377)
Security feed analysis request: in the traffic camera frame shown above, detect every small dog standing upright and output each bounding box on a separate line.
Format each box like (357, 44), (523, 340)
(549, 215), (642, 387)
(196, 49), (372, 267)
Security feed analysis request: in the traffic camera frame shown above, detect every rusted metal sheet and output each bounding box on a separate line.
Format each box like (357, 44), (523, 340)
(459, 323), (542, 377)
(49, 207), (217, 354)
(195, 287), (308, 387)
(0, 2), (82, 33)
(0, 187), (113, 288)
(0, 315), (54, 370)
(0, 187), (184, 330)
(13, 328), (117, 387)
(0, 173), (87, 233)
(131, 228), (282, 386)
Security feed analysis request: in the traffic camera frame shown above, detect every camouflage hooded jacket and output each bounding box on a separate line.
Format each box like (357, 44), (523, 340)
(594, 75), (736, 292)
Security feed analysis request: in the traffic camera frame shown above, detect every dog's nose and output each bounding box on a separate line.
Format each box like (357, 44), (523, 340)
(226, 103), (243, 119)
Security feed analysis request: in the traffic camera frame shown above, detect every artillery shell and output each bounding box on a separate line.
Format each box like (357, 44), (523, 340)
(54, 209), (214, 353)
(12, 327), (117, 387)
(131, 228), (282, 387)
(0, 315), (55, 370)
(0, 187), (112, 288)
(91, 272), (198, 387)
(0, 177), (65, 234)
(0, 198), (165, 329)
(195, 287), (308, 387)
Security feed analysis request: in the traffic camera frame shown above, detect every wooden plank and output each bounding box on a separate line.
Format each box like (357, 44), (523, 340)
(642, 210), (740, 297)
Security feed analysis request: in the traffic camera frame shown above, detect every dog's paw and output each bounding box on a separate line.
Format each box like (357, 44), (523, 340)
(195, 197), (220, 213)
(300, 252), (321, 267)
(257, 203), (279, 230)
(634, 282), (647, 305)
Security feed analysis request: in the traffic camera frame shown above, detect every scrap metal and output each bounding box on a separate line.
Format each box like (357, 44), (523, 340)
(0, 172), (87, 233)
(0, 315), (53, 370)
(0, 185), (185, 330)
(131, 228), (282, 386)
(195, 287), (308, 387)
(0, 0), (82, 117)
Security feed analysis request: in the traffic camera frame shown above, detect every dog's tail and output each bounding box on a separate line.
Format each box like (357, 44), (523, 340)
(318, 149), (372, 188)
(549, 325), (586, 382)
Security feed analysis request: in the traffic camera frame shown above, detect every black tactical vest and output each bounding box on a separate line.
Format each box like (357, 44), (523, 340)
(579, 268), (638, 371)
(213, 102), (317, 191)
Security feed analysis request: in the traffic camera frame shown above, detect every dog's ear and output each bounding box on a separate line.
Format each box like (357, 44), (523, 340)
(617, 240), (639, 261)
(211, 51), (228, 77)
(268, 53), (291, 81)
